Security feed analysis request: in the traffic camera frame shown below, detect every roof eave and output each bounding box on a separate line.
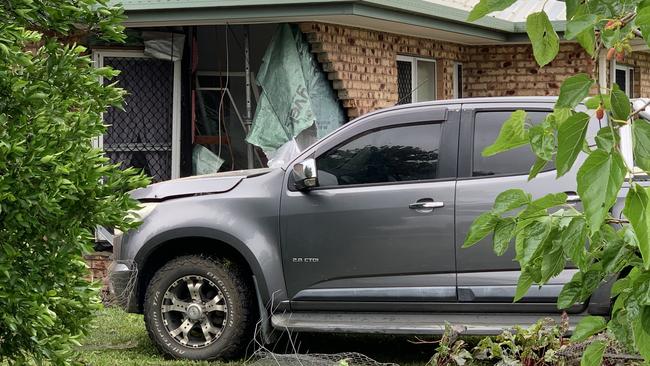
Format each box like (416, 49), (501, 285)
(117, 0), (566, 43)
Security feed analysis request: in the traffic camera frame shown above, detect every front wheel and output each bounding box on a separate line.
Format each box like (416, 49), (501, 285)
(144, 255), (253, 360)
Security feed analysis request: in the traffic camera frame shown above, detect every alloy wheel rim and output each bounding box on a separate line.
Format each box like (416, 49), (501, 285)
(161, 275), (229, 348)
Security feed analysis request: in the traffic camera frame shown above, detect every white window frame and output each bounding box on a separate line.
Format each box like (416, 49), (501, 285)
(92, 50), (182, 179)
(453, 62), (463, 99)
(615, 64), (635, 97)
(611, 62), (636, 170)
(397, 55), (437, 103)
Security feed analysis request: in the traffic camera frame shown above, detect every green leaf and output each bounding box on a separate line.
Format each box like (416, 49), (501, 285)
(550, 107), (573, 125)
(609, 307), (635, 348)
(595, 127), (618, 152)
(575, 29), (596, 57)
(556, 112), (590, 177)
(467, 0), (517, 22)
(601, 235), (629, 273)
(564, 14), (597, 40)
(577, 150), (626, 235)
(555, 74), (594, 109)
(39, 155), (55, 164)
(611, 276), (631, 297)
(565, 0), (580, 19)
(515, 217), (552, 266)
(526, 12), (559, 67)
(529, 124), (555, 161)
(493, 218), (516, 256)
(585, 95), (611, 110)
(561, 217), (588, 271)
(520, 192), (568, 217)
(637, 6), (650, 27)
(610, 85), (631, 121)
(641, 25), (650, 50)
(601, 27), (622, 49)
(582, 269), (606, 299)
(493, 189), (531, 214)
(558, 272), (583, 309)
(571, 316), (607, 342)
(623, 184), (650, 269)
(633, 119), (650, 172)
(528, 157), (549, 181)
(634, 307), (650, 360)
(463, 212), (499, 248)
(482, 110), (529, 156)
(541, 247), (565, 283)
(580, 340), (606, 366)
(514, 269), (534, 302)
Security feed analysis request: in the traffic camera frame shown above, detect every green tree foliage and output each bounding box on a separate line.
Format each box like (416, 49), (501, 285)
(0, 1), (147, 364)
(467, 0), (650, 364)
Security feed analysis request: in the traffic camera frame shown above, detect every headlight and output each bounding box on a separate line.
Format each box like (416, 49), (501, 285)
(129, 202), (158, 222)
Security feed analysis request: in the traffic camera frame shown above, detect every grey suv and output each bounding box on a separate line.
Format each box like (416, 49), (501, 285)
(109, 97), (619, 361)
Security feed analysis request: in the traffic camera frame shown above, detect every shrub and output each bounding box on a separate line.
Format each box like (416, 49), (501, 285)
(0, 1), (147, 364)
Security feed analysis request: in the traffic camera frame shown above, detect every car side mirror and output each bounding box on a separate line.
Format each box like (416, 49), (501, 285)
(292, 158), (319, 191)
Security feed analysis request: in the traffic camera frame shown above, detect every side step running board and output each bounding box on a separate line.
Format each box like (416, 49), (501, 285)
(271, 312), (584, 335)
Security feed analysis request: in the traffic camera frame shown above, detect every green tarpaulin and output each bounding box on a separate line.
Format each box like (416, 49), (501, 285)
(246, 24), (346, 154)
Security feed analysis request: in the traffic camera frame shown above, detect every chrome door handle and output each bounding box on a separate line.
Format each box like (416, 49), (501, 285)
(565, 192), (581, 203)
(409, 201), (445, 209)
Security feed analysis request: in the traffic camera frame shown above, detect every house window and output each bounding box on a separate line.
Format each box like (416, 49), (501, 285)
(396, 56), (436, 104)
(453, 62), (463, 99)
(615, 64), (635, 97)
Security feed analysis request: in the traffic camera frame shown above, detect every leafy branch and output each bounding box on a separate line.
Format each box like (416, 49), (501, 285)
(466, 0), (650, 364)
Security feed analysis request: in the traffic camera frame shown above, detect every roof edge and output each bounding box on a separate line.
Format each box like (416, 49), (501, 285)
(115, 0), (567, 38)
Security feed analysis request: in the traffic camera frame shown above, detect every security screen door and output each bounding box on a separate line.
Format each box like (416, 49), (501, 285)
(94, 50), (181, 182)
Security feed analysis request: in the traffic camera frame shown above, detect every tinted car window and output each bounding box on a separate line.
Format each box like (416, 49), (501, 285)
(473, 111), (550, 177)
(317, 123), (442, 187)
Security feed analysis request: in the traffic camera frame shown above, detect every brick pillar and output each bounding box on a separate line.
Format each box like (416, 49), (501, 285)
(299, 22), (467, 118)
(84, 252), (112, 299)
(300, 22), (400, 119)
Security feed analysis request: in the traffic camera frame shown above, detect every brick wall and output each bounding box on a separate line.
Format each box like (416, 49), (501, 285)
(85, 252), (112, 299)
(85, 252), (111, 281)
(298, 22), (626, 119)
(299, 22), (466, 118)
(462, 43), (594, 97)
(622, 51), (650, 98)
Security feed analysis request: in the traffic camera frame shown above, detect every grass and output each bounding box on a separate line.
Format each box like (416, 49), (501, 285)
(79, 307), (227, 366)
(78, 307), (435, 366)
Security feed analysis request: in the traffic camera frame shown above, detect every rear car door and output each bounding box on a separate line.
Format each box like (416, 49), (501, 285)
(281, 105), (460, 311)
(455, 102), (599, 312)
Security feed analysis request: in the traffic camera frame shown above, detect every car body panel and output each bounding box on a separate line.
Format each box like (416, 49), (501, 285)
(121, 168), (288, 305)
(279, 105), (460, 308)
(131, 168), (272, 201)
(454, 102), (601, 311)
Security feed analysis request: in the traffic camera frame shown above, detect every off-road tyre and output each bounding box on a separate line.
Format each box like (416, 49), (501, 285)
(143, 255), (254, 360)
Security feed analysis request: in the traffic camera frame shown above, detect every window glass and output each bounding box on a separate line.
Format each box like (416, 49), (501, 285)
(616, 69), (628, 95)
(416, 60), (436, 102)
(317, 123), (442, 186)
(615, 66), (635, 97)
(473, 111), (550, 177)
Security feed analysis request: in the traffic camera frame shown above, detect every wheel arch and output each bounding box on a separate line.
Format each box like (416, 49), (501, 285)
(134, 227), (268, 313)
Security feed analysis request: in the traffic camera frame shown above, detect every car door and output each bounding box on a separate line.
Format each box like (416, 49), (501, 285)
(455, 102), (600, 313)
(280, 105), (460, 311)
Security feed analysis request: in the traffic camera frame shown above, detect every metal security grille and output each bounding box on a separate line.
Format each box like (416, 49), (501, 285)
(102, 56), (174, 182)
(397, 60), (412, 105)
